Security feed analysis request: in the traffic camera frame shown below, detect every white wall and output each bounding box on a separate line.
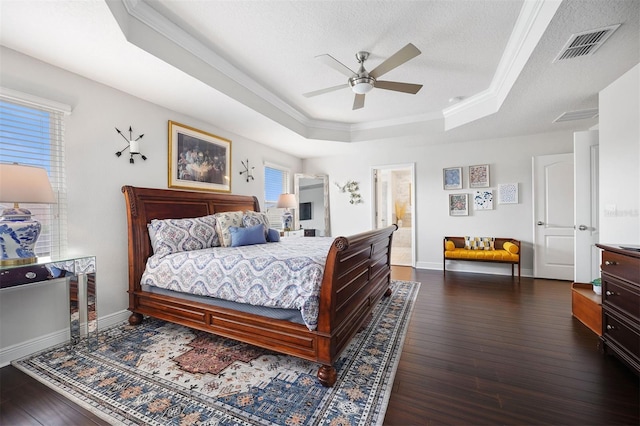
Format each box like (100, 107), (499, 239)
(304, 131), (575, 274)
(599, 63), (640, 244)
(0, 47), (302, 361)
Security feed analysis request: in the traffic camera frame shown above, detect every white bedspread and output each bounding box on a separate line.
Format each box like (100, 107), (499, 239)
(141, 237), (335, 330)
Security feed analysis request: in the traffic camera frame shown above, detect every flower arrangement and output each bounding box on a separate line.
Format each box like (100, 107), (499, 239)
(394, 201), (407, 222)
(335, 181), (363, 204)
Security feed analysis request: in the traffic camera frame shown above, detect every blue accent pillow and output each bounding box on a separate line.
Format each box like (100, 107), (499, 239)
(229, 224), (267, 247)
(267, 228), (280, 242)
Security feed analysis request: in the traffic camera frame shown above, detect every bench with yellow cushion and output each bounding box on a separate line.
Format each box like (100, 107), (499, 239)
(443, 236), (521, 279)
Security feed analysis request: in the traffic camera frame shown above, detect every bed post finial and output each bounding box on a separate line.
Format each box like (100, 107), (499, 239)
(333, 236), (349, 251)
(122, 186), (138, 217)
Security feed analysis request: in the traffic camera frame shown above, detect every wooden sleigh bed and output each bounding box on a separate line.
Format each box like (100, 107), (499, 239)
(122, 185), (397, 387)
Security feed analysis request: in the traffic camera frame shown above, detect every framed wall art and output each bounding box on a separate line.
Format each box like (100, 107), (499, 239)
(168, 120), (232, 192)
(498, 183), (519, 204)
(469, 164), (490, 188)
(474, 190), (493, 210)
(443, 167), (463, 190)
(449, 193), (469, 216)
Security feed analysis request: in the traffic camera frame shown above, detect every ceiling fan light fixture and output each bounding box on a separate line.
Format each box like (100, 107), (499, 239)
(349, 76), (375, 94)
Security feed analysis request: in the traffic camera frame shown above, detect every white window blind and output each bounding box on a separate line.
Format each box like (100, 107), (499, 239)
(264, 163), (289, 228)
(0, 96), (68, 258)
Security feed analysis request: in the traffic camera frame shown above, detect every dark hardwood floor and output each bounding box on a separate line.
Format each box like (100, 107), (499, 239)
(1, 268), (638, 425)
(385, 268), (639, 425)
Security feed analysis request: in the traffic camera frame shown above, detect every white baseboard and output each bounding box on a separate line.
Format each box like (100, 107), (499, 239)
(0, 309), (131, 367)
(415, 261), (442, 270)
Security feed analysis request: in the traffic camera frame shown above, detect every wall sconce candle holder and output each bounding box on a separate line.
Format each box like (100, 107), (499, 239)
(115, 126), (147, 164)
(239, 159), (255, 182)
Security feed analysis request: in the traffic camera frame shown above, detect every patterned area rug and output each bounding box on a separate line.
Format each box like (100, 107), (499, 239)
(13, 280), (420, 425)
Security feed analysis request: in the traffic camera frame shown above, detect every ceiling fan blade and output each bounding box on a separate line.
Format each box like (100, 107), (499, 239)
(375, 80), (423, 94)
(353, 94), (365, 110)
(303, 84), (349, 98)
(369, 43), (421, 79)
(316, 54), (357, 78)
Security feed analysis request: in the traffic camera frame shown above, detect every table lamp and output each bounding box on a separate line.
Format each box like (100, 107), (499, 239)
(276, 193), (297, 231)
(0, 163), (56, 266)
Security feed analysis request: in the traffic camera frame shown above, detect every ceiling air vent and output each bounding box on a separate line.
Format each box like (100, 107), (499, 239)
(553, 24), (620, 62)
(554, 108), (599, 123)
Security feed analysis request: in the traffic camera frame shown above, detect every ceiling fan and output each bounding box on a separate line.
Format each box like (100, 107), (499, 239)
(303, 43), (423, 110)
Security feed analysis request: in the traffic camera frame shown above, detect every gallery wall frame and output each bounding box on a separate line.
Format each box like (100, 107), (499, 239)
(474, 190), (494, 210)
(449, 193), (469, 216)
(168, 120), (231, 192)
(469, 164), (490, 188)
(498, 183), (519, 204)
(443, 167), (463, 190)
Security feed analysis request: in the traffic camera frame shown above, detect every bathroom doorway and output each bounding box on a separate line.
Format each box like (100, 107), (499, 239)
(373, 164), (415, 267)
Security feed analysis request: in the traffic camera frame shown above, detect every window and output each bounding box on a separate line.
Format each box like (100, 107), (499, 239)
(264, 163), (289, 228)
(264, 164), (289, 209)
(0, 92), (68, 258)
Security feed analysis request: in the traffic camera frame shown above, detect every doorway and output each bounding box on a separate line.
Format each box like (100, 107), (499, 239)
(373, 164), (415, 267)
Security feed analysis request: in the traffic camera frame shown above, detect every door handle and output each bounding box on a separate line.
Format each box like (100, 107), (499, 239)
(578, 225), (588, 231)
(537, 221), (544, 226)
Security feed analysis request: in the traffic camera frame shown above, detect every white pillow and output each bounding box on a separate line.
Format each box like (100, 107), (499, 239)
(214, 211), (244, 247)
(148, 214), (219, 258)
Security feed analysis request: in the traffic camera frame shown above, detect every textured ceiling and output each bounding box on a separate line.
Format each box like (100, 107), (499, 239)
(0, 0), (638, 158)
(146, 0), (521, 123)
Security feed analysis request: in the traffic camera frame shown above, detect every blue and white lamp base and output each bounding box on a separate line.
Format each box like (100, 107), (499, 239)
(0, 207), (42, 266)
(282, 210), (293, 231)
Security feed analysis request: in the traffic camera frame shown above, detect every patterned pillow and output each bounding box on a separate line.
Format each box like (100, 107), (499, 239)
(148, 214), (219, 258)
(214, 211), (245, 247)
(242, 211), (270, 237)
(464, 236), (495, 250)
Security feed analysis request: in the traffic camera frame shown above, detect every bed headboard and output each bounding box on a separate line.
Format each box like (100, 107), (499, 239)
(121, 185), (260, 297)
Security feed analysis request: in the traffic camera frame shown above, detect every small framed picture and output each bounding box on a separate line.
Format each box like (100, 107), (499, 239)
(449, 193), (468, 216)
(498, 183), (519, 204)
(443, 167), (462, 190)
(474, 190), (493, 210)
(469, 164), (490, 188)
(168, 121), (231, 192)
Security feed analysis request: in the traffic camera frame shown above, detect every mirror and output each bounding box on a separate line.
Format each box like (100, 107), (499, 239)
(294, 173), (331, 237)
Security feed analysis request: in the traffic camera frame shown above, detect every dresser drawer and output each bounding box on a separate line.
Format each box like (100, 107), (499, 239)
(602, 251), (640, 283)
(602, 275), (640, 319)
(603, 313), (640, 359)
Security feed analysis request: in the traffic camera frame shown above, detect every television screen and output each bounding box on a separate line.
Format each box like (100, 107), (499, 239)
(299, 202), (312, 220)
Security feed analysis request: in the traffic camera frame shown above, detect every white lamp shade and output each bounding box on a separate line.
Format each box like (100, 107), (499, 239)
(276, 193), (297, 209)
(0, 163), (56, 204)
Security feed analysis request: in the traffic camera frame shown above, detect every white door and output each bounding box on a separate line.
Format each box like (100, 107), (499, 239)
(574, 130), (599, 283)
(373, 164), (415, 267)
(533, 153), (574, 280)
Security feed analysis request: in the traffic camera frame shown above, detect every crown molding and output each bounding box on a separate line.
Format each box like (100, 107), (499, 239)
(442, 0), (562, 130)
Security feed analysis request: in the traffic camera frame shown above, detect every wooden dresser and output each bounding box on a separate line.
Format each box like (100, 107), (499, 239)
(596, 244), (640, 375)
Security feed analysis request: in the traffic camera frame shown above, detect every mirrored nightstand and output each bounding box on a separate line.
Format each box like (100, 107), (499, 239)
(0, 255), (98, 350)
